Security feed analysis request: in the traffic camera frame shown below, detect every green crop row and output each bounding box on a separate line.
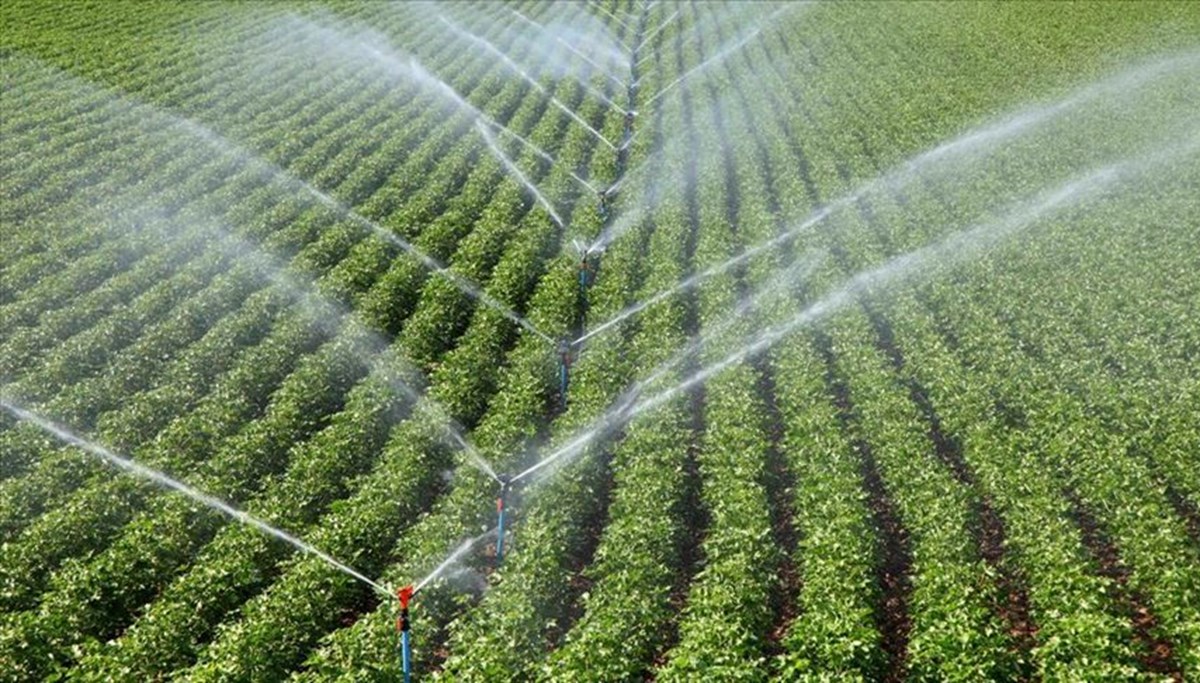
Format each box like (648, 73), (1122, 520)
(50, 5), (614, 676)
(1, 2), (571, 676)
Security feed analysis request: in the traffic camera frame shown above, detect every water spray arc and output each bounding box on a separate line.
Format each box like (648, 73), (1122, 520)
(558, 37), (629, 90)
(388, 525), (499, 678)
(587, 0), (635, 34)
(479, 118), (598, 195)
(152, 53), (560, 348)
(474, 120), (566, 229)
(635, 10), (680, 55)
(644, 4), (799, 104)
(495, 156), (1150, 497)
(506, 7), (631, 90)
(439, 17), (618, 150)
(0, 400), (393, 599)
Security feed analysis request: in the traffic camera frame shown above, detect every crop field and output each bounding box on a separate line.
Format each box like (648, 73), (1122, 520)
(1, 0), (1199, 680)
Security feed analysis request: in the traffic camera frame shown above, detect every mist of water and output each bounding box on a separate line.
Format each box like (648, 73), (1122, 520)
(2, 60), (500, 476)
(578, 213), (833, 344)
(266, 16), (603, 245)
(140, 41), (558, 348)
(586, 1), (635, 34)
(645, 5), (794, 106)
(263, 15), (593, 198)
(878, 50), (1200, 192)
(506, 7), (630, 88)
(473, 119), (598, 195)
(619, 250), (828, 392)
(638, 2), (796, 74)
(1, 400), (392, 598)
(510, 130), (1196, 492)
(414, 528), (496, 592)
(519, 251), (826, 484)
(474, 120), (566, 229)
(626, 152), (1182, 420)
(635, 10), (680, 54)
(439, 17), (617, 150)
(557, 38), (628, 90)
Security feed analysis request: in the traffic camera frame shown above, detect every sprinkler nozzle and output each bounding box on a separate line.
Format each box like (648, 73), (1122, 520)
(397, 584), (415, 610)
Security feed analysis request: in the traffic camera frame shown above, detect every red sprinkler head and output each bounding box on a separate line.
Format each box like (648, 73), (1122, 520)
(397, 584), (415, 610)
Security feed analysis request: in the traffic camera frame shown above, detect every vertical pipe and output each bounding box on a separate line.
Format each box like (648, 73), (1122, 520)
(557, 338), (572, 407)
(496, 496), (507, 562)
(496, 476), (511, 564)
(401, 629), (412, 683)
(397, 585), (415, 683)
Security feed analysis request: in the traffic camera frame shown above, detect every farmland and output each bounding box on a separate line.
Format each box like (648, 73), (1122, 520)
(1, 0), (1199, 680)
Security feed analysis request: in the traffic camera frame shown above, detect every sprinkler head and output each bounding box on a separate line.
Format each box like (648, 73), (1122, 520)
(397, 584), (415, 609)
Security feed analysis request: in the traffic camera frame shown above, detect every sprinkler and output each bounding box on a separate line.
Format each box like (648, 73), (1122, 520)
(396, 584), (416, 683)
(623, 110), (638, 140)
(556, 337), (573, 408)
(580, 246), (603, 322)
(597, 184), (618, 220)
(494, 474), (513, 565)
(579, 248), (599, 297)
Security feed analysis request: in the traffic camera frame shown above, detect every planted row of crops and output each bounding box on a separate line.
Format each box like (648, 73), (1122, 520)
(294, 8), (655, 680)
(739, 5), (1200, 676)
(9, 1), (638, 676)
(4, 0), (1199, 680)
(0, 0), (614, 676)
(878, 175), (1200, 678)
(1, 0), (520, 508)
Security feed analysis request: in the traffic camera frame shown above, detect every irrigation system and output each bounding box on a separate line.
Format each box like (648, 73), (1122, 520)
(4, 2), (1197, 679)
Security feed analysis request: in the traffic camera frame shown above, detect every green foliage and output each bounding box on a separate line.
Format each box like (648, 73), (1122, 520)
(2, 1), (1198, 681)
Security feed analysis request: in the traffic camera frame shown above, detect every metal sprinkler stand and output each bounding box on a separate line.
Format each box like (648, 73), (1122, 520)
(495, 474), (513, 565)
(578, 248), (598, 307)
(396, 584), (415, 683)
(556, 337), (573, 409)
